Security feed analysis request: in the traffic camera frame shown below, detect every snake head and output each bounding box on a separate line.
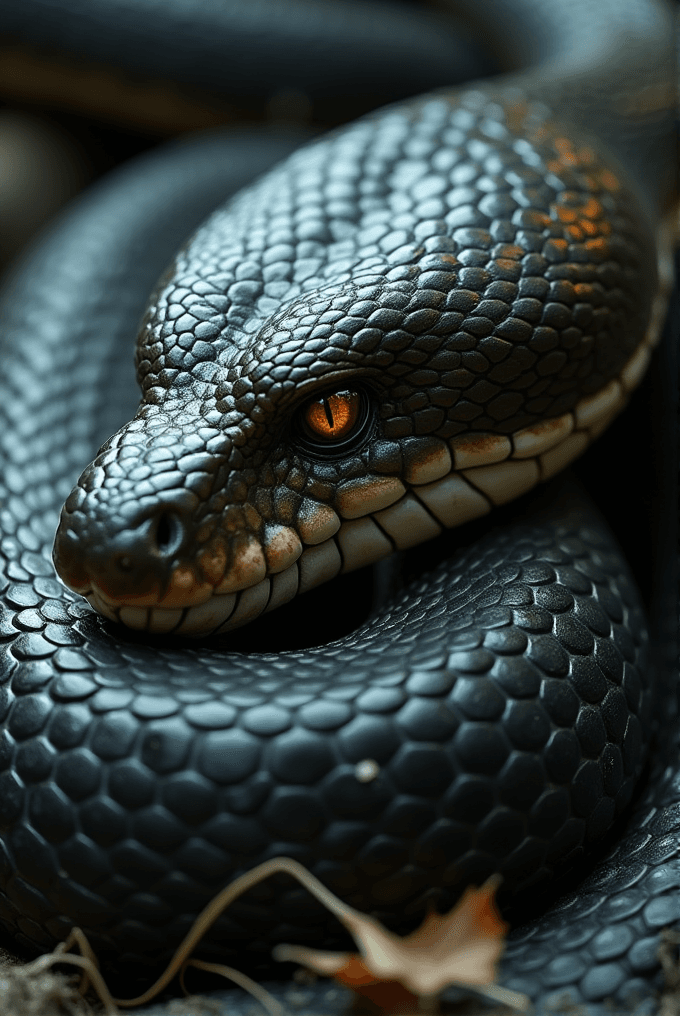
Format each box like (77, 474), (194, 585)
(53, 93), (658, 638)
(52, 284), (462, 637)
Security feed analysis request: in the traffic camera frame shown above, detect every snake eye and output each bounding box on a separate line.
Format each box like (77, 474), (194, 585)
(305, 390), (360, 441)
(296, 387), (372, 455)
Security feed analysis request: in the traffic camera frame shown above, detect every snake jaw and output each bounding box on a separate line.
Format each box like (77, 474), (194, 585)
(263, 524), (304, 573)
(214, 534), (267, 593)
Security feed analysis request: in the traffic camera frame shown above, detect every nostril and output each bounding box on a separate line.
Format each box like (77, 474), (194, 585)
(154, 511), (183, 557)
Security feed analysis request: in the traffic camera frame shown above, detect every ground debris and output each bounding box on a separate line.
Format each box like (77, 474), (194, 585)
(0, 956), (93, 1016)
(0, 857), (532, 1015)
(155, 997), (225, 1015)
(659, 929), (680, 1016)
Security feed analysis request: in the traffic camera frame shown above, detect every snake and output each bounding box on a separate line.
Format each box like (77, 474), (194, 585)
(0, 0), (677, 1011)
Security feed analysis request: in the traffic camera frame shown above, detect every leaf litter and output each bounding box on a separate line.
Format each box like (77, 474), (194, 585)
(0, 857), (530, 1015)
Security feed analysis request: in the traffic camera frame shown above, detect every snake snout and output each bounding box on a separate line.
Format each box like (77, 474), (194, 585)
(54, 498), (190, 606)
(109, 508), (185, 579)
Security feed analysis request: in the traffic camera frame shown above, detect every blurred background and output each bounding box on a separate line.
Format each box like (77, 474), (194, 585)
(0, 0), (498, 273)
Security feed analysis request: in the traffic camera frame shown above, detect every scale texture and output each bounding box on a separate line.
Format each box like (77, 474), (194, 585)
(0, 1), (676, 1012)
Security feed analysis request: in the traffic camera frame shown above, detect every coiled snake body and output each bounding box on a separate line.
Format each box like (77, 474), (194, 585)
(0, 0), (677, 1010)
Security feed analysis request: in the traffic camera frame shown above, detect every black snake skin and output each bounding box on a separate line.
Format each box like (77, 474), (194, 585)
(0, 1), (677, 1012)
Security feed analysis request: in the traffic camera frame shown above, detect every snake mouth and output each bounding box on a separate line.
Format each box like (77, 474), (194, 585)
(86, 582), (259, 636)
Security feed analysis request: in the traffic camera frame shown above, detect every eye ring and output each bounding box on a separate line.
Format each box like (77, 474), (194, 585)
(296, 386), (373, 457)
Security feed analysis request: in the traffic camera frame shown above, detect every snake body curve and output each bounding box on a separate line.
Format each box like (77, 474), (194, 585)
(0, 0), (677, 1010)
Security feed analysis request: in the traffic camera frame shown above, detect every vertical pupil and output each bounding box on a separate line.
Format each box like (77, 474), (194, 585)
(303, 390), (362, 442)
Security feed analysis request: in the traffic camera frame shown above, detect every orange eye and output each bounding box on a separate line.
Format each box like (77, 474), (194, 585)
(304, 390), (362, 442)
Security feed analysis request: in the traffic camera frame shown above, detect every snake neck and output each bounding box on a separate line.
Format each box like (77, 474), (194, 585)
(441, 0), (677, 221)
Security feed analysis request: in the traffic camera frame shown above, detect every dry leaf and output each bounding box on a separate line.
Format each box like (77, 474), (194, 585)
(275, 875), (530, 1012)
(317, 954), (421, 1013)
